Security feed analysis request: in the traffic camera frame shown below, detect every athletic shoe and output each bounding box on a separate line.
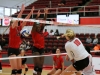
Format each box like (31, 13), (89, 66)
(0, 70), (2, 73)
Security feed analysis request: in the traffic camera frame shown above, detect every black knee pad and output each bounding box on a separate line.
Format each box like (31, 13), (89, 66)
(34, 66), (39, 72)
(17, 69), (22, 74)
(11, 69), (17, 74)
(34, 66), (43, 72)
(25, 68), (28, 71)
(38, 67), (43, 72)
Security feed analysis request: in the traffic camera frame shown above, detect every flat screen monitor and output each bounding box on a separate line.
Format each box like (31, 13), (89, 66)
(57, 14), (79, 25)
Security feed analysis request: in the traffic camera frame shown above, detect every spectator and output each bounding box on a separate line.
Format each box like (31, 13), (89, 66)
(19, 40), (27, 51)
(0, 36), (7, 49)
(93, 43), (100, 55)
(20, 39), (31, 51)
(52, 46), (57, 54)
(54, 29), (60, 36)
(58, 0), (66, 6)
(92, 35), (98, 44)
(26, 41), (32, 50)
(49, 29), (54, 36)
(93, 43), (100, 51)
(0, 35), (7, 73)
(44, 29), (49, 37)
(86, 35), (92, 44)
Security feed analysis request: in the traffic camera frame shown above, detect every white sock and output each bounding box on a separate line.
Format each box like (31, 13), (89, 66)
(33, 70), (37, 74)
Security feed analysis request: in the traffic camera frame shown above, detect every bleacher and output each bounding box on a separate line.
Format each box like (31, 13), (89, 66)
(12, 0), (100, 20)
(14, 0), (84, 16)
(1, 33), (100, 55)
(88, 0), (100, 5)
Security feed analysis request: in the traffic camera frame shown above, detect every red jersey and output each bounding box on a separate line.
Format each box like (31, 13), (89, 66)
(9, 26), (22, 48)
(43, 32), (49, 37)
(53, 55), (63, 69)
(31, 31), (45, 49)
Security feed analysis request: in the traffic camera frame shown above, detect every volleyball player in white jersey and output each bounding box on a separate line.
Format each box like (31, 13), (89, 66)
(60, 29), (96, 75)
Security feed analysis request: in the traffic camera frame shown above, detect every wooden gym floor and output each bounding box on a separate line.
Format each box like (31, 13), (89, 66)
(0, 67), (99, 75)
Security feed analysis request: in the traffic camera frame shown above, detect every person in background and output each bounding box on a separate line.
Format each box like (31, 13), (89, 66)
(47, 48), (64, 75)
(26, 41), (32, 50)
(52, 46), (57, 54)
(93, 43), (100, 55)
(92, 35), (98, 45)
(49, 29), (54, 36)
(19, 39), (27, 51)
(58, 0), (66, 6)
(0, 35), (7, 49)
(86, 35), (92, 44)
(44, 29), (49, 37)
(93, 43), (100, 50)
(54, 29), (60, 36)
(20, 40), (28, 75)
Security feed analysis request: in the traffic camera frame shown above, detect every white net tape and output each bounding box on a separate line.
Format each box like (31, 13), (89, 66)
(0, 50), (99, 60)
(0, 14), (78, 26)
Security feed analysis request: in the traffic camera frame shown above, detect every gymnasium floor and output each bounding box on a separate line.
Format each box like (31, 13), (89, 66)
(0, 67), (100, 75)
(0, 67), (49, 75)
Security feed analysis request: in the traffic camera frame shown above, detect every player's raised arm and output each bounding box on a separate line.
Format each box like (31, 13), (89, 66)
(40, 8), (48, 31)
(21, 6), (34, 28)
(32, 10), (41, 32)
(43, 8), (48, 20)
(12, 4), (25, 28)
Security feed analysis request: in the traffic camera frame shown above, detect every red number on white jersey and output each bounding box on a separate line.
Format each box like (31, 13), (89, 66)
(74, 39), (81, 46)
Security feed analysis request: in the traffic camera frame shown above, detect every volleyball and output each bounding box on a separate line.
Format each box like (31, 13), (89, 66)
(20, 28), (30, 37)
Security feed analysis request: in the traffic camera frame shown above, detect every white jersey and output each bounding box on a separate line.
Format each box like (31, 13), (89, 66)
(65, 38), (89, 61)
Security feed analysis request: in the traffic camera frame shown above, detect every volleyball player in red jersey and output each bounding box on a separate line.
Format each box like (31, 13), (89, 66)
(31, 9), (48, 75)
(47, 48), (64, 75)
(8, 4), (34, 75)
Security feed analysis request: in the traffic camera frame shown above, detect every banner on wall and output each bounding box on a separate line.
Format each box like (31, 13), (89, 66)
(57, 15), (68, 23)
(57, 14), (79, 25)
(2, 18), (11, 26)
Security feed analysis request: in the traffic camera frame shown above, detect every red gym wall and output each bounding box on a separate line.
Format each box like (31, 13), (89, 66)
(80, 17), (100, 25)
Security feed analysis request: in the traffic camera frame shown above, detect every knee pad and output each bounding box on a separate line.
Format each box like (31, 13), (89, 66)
(17, 69), (22, 74)
(34, 66), (43, 72)
(34, 66), (39, 72)
(38, 67), (43, 72)
(11, 69), (17, 74)
(25, 68), (28, 71)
